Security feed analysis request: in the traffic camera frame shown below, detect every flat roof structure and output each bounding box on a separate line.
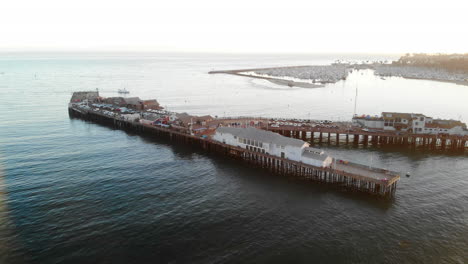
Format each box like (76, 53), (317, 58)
(217, 127), (306, 148)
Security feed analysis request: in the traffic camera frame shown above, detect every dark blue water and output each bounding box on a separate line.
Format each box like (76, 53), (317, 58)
(0, 53), (467, 263)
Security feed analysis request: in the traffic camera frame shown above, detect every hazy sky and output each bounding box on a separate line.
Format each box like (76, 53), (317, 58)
(1, 0), (467, 53)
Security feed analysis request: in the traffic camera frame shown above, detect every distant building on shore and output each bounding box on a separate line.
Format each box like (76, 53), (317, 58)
(353, 112), (468, 136)
(213, 127), (332, 167)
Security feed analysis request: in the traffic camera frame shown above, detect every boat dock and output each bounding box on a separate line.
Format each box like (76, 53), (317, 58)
(68, 106), (400, 198)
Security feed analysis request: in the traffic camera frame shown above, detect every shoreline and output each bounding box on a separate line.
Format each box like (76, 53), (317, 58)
(367, 64), (468, 87)
(390, 76), (468, 87)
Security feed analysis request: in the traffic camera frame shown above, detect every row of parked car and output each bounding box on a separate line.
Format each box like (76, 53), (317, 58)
(72, 103), (115, 117)
(269, 118), (334, 124)
(91, 104), (138, 114)
(146, 109), (171, 115)
(268, 121), (340, 129)
(101, 110), (116, 117)
(74, 103), (182, 129)
(315, 124), (340, 129)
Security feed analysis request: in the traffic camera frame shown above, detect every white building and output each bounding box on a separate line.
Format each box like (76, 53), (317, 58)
(301, 147), (333, 167)
(352, 116), (384, 129)
(423, 121), (468, 135)
(121, 113), (140, 122)
(213, 127), (332, 167)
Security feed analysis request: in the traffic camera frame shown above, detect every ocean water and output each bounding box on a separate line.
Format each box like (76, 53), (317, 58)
(0, 52), (467, 263)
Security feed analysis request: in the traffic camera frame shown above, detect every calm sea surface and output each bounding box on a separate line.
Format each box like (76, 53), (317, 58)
(0, 53), (467, 263)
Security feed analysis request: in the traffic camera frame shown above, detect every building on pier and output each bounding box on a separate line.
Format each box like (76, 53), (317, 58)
(302, 147), (333, 167)
(353, 112), (468, 136)
(70, 91), (100, 103)
(176, 113), (214, 126)
(213, 127), (332, 167)
(142, 99), (161, 110)
(123, 97), (143, 109)
(352, 115), (384, 129)
(104, 97), (126, 106)
(423, 121), (468, 135)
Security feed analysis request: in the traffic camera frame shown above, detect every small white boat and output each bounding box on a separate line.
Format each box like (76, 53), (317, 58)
(118, 88), (130, 94)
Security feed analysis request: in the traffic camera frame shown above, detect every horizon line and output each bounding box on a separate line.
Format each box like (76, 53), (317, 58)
(0, 49), (407, 55)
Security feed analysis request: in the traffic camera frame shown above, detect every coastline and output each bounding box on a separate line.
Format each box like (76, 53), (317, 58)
(370, 64), (468, 87)
(394, 76), (468, 87)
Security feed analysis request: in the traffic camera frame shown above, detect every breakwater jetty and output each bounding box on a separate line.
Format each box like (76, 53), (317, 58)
(68, 95), (400, 198)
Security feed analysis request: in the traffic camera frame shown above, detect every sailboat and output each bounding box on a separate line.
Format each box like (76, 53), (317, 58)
(118, 88), (130, 94)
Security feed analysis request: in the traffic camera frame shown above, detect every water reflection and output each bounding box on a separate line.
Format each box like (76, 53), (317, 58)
(0, 160), (25, 263)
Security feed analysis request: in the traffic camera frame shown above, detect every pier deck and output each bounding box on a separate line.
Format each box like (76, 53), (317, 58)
(334, 163), (396, 183)
(68, 106), (400, 198)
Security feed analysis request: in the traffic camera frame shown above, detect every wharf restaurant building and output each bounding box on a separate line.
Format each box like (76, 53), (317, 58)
(213, 127), (332, 168)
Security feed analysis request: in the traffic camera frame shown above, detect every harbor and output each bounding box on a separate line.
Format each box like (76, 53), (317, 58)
(209, 54), (468, 88)
(69, 91), (401, 198)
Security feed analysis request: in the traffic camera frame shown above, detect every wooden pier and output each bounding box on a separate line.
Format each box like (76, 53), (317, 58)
(267, 126), (468, 151)
(69, 107), (400, 198)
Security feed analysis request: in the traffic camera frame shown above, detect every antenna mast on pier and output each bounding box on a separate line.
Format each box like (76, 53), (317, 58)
(353, 85), (358, 116)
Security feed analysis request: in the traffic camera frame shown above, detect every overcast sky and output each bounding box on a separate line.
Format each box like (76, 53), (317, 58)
(1, 0), (467, 53)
